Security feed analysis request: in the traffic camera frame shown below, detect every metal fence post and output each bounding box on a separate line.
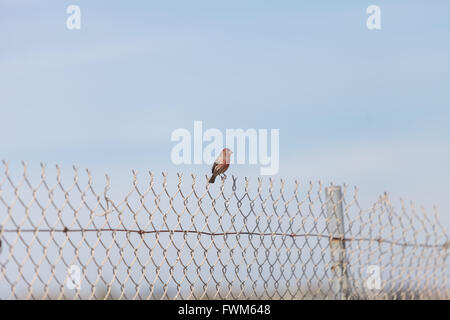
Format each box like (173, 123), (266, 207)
(325, 186), (349, 300)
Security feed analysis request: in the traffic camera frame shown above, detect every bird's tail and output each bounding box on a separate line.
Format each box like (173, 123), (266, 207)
(208, 174), (216, 183)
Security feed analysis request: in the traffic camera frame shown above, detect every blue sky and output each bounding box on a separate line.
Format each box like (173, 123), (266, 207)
(1, 1), (449, 227)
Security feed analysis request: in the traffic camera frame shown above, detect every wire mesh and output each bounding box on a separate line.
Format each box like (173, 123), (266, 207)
(0, 161), (448, 299)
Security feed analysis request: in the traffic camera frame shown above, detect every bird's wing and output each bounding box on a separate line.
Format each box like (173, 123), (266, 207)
(211, 162), (218, 174)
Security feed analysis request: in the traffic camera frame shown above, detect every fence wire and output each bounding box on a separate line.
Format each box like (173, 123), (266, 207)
(0, 161), (448, 300)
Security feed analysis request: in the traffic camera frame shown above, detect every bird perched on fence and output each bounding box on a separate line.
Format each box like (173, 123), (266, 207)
(208, 148), (233, 183)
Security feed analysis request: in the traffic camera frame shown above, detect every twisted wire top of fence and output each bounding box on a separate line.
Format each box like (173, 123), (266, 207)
(0, 161), (448, 299)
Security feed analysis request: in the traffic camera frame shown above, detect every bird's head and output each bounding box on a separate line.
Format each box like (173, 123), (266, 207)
(223, 148), (233, 156)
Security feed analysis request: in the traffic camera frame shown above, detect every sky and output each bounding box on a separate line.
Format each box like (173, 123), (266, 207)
(1, 0), (449, 228)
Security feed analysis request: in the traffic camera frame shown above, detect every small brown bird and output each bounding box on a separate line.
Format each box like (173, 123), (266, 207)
(209, 148), (233, 183)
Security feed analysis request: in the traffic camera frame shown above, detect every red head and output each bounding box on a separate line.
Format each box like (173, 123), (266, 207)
(217, 148), (233, 165)
(222, 148), (233, 156)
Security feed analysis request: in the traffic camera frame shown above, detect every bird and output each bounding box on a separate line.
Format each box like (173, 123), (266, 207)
(208, 148), (233, 183)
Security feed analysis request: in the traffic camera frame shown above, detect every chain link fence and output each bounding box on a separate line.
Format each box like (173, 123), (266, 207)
(0, 161), (448, 299)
